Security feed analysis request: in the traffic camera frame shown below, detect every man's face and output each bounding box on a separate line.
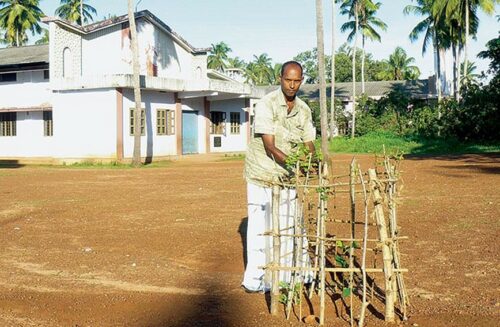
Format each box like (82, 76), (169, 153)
(280, 64), (304, 99)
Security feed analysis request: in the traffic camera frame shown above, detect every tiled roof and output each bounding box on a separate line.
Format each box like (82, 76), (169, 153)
(259, 80), (432, 100)
(0, 44), (49, 67)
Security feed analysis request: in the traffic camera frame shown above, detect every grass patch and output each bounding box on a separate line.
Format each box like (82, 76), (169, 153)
(217, 153), (246, 161)
(329, 131), (500, 155)
(53, 159), (172, 169)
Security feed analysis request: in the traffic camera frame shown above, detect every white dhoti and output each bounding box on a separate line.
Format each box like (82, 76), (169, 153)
(242, 182), (312, 292)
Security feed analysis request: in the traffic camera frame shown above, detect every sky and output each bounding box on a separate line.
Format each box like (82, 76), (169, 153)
(37, 0), (499, 79)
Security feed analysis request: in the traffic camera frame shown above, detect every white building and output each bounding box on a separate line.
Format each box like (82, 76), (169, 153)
(0, 10), (264, 162)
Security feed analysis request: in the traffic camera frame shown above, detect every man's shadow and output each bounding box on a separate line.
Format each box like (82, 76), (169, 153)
(238, 217), (248, 269)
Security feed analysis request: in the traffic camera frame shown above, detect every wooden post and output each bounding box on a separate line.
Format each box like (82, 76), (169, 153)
(349, 159), (356, 327)
(319, 162), (327, 325)
(358, 167), (369, 327)
(385, 158), (409, 320)
(271, 185), (281, 316)
(368, 169), (395, 322)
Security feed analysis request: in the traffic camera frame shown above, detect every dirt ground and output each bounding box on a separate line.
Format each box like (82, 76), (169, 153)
(0, 153), (498, 327)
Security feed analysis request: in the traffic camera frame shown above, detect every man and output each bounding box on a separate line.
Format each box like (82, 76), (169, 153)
(242, 61), (316, 293)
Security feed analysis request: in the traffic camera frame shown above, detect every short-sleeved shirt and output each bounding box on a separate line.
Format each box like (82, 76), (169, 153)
(244, 88), (316, 186)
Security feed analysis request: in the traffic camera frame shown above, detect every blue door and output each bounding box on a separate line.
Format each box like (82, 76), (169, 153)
(182, 111), (198, 154)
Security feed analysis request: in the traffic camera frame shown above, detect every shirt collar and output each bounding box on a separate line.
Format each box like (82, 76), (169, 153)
(277, 88), (300, 117)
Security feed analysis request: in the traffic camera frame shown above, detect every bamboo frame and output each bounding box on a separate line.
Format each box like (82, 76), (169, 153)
(263, 154), (407, 326)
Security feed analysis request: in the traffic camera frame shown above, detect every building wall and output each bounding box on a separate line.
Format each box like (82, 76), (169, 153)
(209, 98), (248, 152)
(49, 23), (82, 79)
(51, 89), (116, 158)
(121, 89), (177, 158)
(136, 20), (196, 79)
(0, 111), (55, 157)
(82, 24), (125, 75)
(0, 70), (51, 108)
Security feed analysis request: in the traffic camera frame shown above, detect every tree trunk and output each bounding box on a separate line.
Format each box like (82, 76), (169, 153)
(361, 35), (365, 95)
(434, 34), (442, 103)
(463, 0), (469, 88)
(439, 48), (447, 95)
(16, 30), (19, 47)
(456, 45), (461, 101)
(80, 0), (84, 26)
(452, 43), (458, 101)
(315, 0), (329, 163)
(128, 0), (143, 166)
(329, 0), (337, 139)
(351, 5), (358, 138)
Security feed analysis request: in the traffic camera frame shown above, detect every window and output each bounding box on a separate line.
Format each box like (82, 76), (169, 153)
(43, 111), (53, 136)
(156, 109), (175, 135)
(63, 47), (72, 77)
(129, 108), (145, 136)
(0, 73), (16, 82)
(230, 112), (240, 134)
(210, 111), (226, 135)
(43, 70), (50, 80)
(0, 112), (16, 136)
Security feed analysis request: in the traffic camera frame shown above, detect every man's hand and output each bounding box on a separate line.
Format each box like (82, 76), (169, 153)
(261, 134), (287, 165)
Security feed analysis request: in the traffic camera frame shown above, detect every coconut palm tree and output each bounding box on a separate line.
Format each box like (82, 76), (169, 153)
(270, 63), (282, 85)
(404, 0), (449, 101)
(316, 0), (329, 164)
(55, 0), (97, 26)
(0, 0), (44, 47)
(128, 0), (142, 166)
(380, 47), (421, 80)
(226, 56), (245, 69)
(34, 27), (48, 44)
(340, 0), (363, 138)
(341, 0), (386, 94)
(330, 0), (338, 139)
(246, 53), (273, 85)
(432, 0), (496, 99)
(207, 41), (231, 71)
(460, 60), (479, 84)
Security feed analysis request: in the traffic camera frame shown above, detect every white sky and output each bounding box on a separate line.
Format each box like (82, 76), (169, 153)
(37, 0), (499, 79)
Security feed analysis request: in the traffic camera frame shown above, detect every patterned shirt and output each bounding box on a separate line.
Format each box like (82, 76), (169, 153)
(244, 88), (316, 186)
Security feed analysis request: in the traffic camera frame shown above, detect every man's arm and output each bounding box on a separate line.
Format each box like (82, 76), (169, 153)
(304, 141), (316, 156)
(261, 134), (287, 165)
(262, 136), (316, 166)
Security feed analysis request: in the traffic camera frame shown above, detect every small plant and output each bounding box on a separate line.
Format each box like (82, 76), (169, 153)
(278, 281), (302, 306)
(285, 143), (323, 181)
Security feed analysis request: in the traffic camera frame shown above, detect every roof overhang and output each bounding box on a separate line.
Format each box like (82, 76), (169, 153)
(0, 62), (48, 74)
(50, 74), (266, 99)
(0, 105), (52, 113)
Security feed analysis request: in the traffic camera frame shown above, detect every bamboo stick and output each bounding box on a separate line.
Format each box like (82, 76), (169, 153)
(261, 232), (407, 243)
(261, 266), (408, 273)
(368, 169), (395, 322)
(319, 162), (327, 326)
(308, 170), (322, 299)
(385, 158), (409, 320)
(286, 164), (301, 320)
(326, 218), (378, 225)
(276, 178), (398, 189)
(358, 166), (369, 327)
(271, 185), (281, 316)
(349, 159), (356, 327)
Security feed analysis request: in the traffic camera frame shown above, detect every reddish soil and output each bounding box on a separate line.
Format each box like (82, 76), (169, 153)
(0, 153), (498, 326)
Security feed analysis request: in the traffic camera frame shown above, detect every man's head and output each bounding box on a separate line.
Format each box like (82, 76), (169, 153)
(280, 61), (304, 100)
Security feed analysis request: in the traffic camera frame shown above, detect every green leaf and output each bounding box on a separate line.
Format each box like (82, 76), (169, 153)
(335, 255), (348, 268)
(336, 240), (344, 249)
(342, 287), (351, 298)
